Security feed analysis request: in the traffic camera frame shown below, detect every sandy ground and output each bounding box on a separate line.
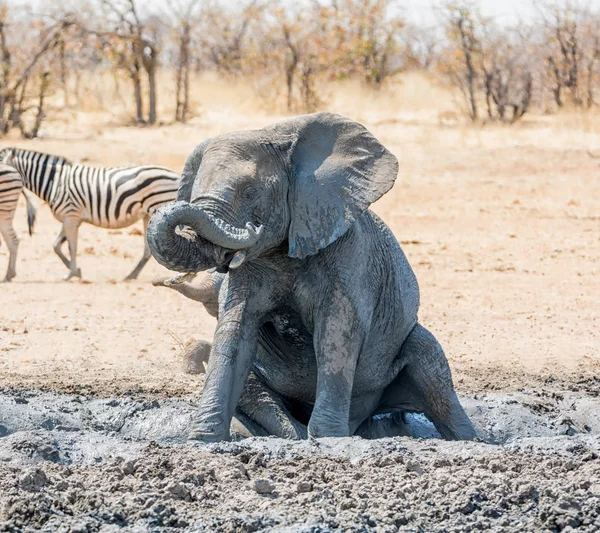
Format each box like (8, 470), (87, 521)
(1, 92), (600, 530)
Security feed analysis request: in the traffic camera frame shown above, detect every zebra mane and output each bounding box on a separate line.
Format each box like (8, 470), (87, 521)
(12, 148), (73, 167)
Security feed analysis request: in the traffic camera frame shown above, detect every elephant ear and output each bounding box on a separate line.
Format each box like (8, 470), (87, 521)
(177, 140), (209, 202)
(287, 112), (398, 259)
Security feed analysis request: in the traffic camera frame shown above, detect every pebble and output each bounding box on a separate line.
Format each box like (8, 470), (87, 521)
(296, 481), (313, 493)
(253, 479), (275, 494)
(20, 469), (47, 491)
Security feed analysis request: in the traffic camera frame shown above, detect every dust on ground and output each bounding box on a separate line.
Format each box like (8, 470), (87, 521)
(1, 76), (599, 530)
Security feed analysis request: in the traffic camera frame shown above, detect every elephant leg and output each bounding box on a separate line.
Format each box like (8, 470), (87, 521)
(355, 412), (412, 439)
(377, 323), (477, 441)
(62, 217), (81, 281)
(348, 391), (386, 436)
(309, 293), (365, 438)
(185, 337), (306, 438)
(190, 271), (262, 442)
(125, 216), (151, 281)
(0, 222), (18, 282)
(238, 371), (307, 439)
(152, 273), (221, 317)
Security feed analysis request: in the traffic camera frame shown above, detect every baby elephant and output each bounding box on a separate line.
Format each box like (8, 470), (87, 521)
(148, 112), (477, 442)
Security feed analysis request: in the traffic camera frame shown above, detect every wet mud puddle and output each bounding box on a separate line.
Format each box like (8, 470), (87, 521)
(1, 389), (600, 532)
(0, 389), (599, 465)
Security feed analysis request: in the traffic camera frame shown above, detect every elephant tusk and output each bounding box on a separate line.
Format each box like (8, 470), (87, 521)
(228, 250), (246, 269)
(164, 272), (197, 286)
(246, 222), (264, 239)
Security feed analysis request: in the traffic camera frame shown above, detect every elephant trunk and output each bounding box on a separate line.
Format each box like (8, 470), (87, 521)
(147, 201), (261, 273)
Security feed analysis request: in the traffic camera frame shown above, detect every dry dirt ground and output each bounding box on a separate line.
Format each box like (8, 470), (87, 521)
(0, 81), (599, 530)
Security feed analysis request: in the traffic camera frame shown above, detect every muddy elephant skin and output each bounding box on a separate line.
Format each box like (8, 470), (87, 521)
(147, 112), (477, 442)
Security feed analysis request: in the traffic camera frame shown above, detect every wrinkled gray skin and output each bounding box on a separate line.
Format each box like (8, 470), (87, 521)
(153, 272), (411, 440)
(147, 112), (477, 442)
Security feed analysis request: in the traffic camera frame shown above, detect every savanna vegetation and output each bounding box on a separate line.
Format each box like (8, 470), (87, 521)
(1, 0), (600, 138)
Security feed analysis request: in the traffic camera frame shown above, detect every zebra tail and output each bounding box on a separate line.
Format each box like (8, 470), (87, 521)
(23, 190), (37, 236)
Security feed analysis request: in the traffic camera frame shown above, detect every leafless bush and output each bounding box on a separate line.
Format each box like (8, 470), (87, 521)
(6, 0), (600, 130)
(0, 6), (73, 138)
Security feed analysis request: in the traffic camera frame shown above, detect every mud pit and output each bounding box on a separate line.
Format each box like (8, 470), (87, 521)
(1, 386), (599, 532)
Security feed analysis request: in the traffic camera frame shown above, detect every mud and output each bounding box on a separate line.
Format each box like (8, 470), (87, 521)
(1, 387), (599, 532)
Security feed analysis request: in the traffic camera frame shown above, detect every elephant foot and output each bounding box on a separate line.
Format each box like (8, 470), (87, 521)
(307, 417), (349, 438)
(63, 268), (82, 281)
(189, 416), (228, 442)
(189, 427), (228, 443)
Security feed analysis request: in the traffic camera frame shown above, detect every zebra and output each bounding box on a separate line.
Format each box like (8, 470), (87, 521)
(0, 148), (180, 280)
(0, 164), (36, 282)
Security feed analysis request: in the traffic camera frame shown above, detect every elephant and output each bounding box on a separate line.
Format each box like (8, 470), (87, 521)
(147, 112), (477, 442)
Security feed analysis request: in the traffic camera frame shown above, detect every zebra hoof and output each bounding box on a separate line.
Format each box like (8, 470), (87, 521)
(63, 269), (82, 281)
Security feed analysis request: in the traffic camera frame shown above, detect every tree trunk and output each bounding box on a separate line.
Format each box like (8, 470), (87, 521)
(25, 71), (50, 139)
(59, 40), (68, 107)
(175, 23), (191, 122)
(175, 60), (183, 122)
(182, 53), (190, 122)
(140, 40), (158, 125)
(147, 61), (157, 124)
(464, 49), (477, 120)
(586, 57), (596, 108)
(0, 20), (10, 135)
(130, 60), (144, 124)
(285, 54), (298, 112)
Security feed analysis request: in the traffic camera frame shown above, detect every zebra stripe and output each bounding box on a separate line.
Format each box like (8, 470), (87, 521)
(0, 148), (179, 229)
(0, 165), (22, 214)
(0, 147), (180, 280)
(0, 164), (36, 282)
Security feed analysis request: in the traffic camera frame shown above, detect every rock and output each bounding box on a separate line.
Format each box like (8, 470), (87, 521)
(406, 460), (424, 475)
(296, 481), (313, 493)
(253, 479), (275, 494)
(55, 480), (69, 491)
(167, 482), (192, 501)
(340, 498), (355, 510)
(20, 468), (48, 491)
(121, 460), (137, 476)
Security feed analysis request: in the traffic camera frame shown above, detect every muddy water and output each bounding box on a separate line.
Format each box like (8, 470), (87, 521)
(1, 389), (599, 531)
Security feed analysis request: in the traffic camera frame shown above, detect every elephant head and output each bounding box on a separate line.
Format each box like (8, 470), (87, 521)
(147, 112), (399, 273)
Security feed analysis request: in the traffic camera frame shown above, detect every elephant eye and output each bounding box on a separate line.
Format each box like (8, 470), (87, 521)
(241, 185), (259, 201)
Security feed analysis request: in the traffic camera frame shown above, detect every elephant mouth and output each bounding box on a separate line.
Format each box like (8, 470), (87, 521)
(147, 200), (263, 274)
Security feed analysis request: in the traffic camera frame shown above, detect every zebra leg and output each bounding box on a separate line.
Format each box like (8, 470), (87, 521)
(62, 217), (82, 281)
(124, 216), (151, 281)
(53, 228), (71, 270)
(0, 222), (19, 282)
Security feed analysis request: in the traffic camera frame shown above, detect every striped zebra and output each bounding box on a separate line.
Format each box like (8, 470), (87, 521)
(0, 148), (180, 280)
(0, 164), (36, 282)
